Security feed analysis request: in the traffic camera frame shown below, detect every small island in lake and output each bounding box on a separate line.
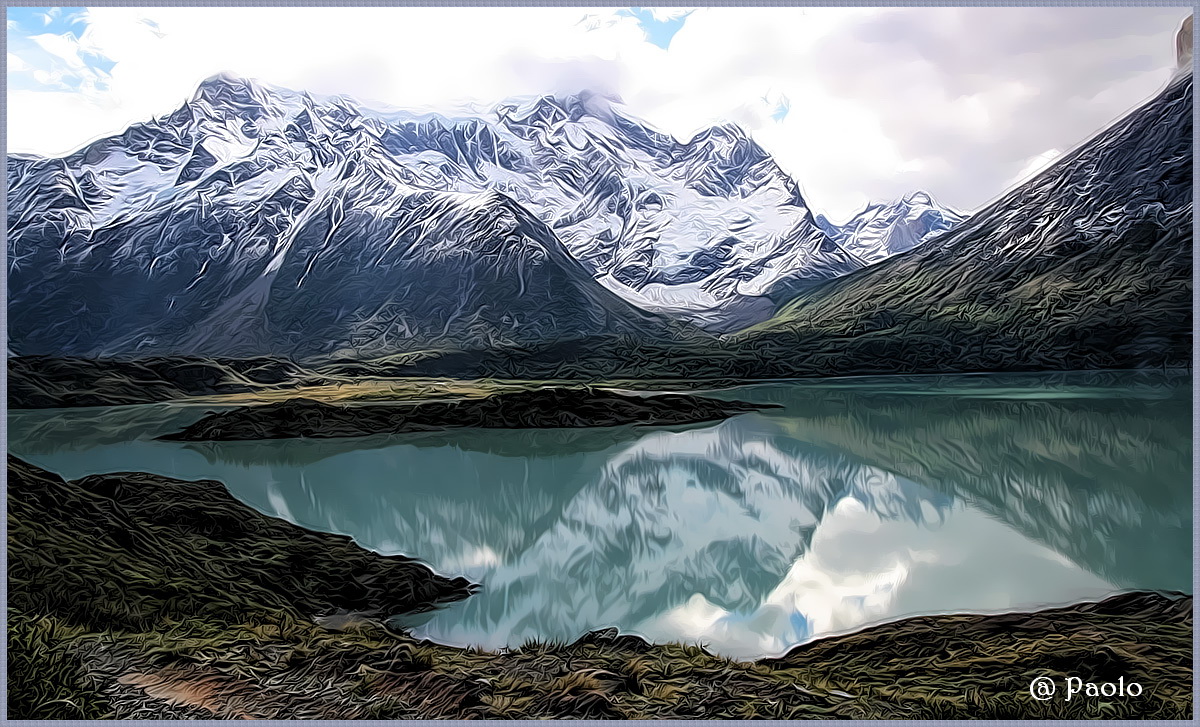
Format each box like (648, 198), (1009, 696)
(158, 388), (778, 441)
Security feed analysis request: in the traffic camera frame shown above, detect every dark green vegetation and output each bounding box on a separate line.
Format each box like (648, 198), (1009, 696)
(8, 355), (327, 408)
(11, 460), (475, 633)
(157, 388), (776, 441)
(9, 457), (1192, 719)
(8, 455), (473, 634)
(762, 592), (1191, 719)
(8, 454), (470, 719)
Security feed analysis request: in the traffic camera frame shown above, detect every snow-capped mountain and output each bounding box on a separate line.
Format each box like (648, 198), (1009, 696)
(815, 191), (965, 265)
(7, 73), (959, 357)
(7, 75), (671, 359)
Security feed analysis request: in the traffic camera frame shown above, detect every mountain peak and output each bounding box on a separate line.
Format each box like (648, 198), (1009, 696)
(900, 190), (934, 206)
(191, 72), (270, 107)
(818, 189), (965, 265)
(696, 121), (749, 143)
(509, 95), (569, 125)
(195, 71), (254, 91)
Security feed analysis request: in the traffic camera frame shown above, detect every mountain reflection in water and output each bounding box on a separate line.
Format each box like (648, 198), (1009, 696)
(8, 372), (1190, 658)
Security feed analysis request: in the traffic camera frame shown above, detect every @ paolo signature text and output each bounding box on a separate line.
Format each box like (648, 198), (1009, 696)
(1029, 676), (1144, 701)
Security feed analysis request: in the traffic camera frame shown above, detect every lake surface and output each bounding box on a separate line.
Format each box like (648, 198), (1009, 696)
(8, 371), (1192, 659)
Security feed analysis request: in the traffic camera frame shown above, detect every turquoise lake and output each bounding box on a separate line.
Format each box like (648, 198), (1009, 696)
(8, 371), (1192, 659)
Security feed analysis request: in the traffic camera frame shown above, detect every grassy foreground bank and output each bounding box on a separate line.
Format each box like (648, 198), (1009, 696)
(8, 457), (1192, 719)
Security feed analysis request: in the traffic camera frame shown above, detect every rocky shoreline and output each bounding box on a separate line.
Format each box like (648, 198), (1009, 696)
(8, 457), (1193, 719)
(157, 388), (776, 441)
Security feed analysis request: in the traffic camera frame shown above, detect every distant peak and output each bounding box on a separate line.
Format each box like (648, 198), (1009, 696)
(562, 90), (624, 121)
(196, 71), (253, 90)
(683, 121), (750, 148)
(900, 190), (934, 205)
(497, 94), (570, 127)
(574, 88), (624, 106)
(708, 121), (748, 139)
(191, 72), (269, 106)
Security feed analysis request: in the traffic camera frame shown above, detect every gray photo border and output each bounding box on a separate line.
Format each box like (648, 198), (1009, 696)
(0, 1), (1195, 725)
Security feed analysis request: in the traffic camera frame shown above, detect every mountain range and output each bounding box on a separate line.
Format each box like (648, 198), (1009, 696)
(7, 74), (962, 359)
(376, 62), (1190, 381)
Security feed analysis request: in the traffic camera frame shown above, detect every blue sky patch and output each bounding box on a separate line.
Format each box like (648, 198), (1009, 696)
(771, 95), (791, 122)
(8, 6), (115, 92)
(617, 7), (693, 50)
(789, 609), (810, 642)
(8, 6), (88, 37)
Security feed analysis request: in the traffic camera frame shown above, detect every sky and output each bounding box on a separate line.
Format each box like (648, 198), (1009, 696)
(6, 6), (1192, 220)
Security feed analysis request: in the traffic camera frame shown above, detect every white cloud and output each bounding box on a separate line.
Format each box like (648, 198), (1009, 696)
(634, 493), (1115, 659)
(26, 31), (109, 91)
(760, 495), (1113, 645)
(5, 6), (1188, 219)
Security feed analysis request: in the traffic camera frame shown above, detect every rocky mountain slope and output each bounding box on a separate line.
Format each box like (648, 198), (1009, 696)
(732, 69), (1192, 376)
(7, 74), (959, 358)
(6, 77), (669, 359)
(402, 68), (1190, 380)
